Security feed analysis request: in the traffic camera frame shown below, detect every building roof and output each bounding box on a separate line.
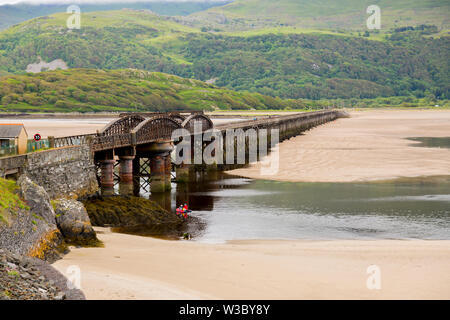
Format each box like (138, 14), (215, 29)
(0, 124), (27, 139)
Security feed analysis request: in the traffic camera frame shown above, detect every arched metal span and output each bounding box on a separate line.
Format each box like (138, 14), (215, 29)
(168, 113), (186, 125)
(92, 113), (214, 151)
(100, 115), (146, 136)
(132, 115), (182, 145)
(181, 114), (214, 134)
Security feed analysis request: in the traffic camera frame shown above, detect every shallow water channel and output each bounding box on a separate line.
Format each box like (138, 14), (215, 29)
(128, 172), (450, 242)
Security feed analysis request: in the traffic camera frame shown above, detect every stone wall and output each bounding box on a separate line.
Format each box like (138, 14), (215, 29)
(0, 145), (98, 199)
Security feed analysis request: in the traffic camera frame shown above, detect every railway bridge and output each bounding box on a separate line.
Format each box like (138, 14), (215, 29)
(1, 110), (346, 196)
(64, 110), (344, 195)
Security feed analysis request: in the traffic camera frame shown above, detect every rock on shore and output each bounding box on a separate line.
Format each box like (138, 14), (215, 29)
(0, 176), (65, 263)
(0, 248), (84, 300)
(53, 199), (100, 246)
(0, 175), (99, 300)
(83, 196), (185, 236)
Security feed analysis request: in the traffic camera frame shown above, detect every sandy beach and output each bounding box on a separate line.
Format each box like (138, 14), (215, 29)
(229, 110), (450, 182)
(52, 228), (450, 300)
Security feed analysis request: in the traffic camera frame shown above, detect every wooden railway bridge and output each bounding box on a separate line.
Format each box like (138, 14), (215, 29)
(44, 110), (345, 195)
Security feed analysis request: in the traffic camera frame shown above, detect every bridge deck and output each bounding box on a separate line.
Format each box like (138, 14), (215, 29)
(8, 110), (343, 153)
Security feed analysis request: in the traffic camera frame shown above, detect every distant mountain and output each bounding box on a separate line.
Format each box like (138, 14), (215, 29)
(0, 1), (231, 30)
(187, 0), (450, 31)
(0, 9), (448, 102)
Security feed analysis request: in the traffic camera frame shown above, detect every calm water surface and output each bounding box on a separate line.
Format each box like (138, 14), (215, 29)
(137, 173), (450, 242)
(408, 137), (450, 149)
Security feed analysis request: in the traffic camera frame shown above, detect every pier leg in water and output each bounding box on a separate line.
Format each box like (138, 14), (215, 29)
(100, 159), (115, 196)
(164, 153), (172, 191)
(132, 157), (141, 196)
(119, 156), (134, 196)
(150, 155), (167, 193)
(176, 162), (193, 183)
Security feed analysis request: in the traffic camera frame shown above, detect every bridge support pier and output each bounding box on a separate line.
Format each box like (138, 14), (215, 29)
(149, 153), (171, 193)
(100, 159), (115, 195)
(133, 157), (141, 196)
(175, 162), (192, 183)
(164, 153), (172, 190)
(119, 155), (134, 196)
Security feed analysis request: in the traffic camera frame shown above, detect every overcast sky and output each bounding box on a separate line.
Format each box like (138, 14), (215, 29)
(0, 0), (227, 5)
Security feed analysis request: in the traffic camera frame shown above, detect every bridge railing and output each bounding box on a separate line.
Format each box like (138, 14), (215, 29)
(50, 132), (133, 152)
(91, 133), (132, 152)
(52, 134), (97, 148)
(215, 110), (339, 131)
(46, 110), (342, 152)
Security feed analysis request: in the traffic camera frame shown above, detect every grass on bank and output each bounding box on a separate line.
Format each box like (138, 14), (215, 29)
(0, 178), (29, 224)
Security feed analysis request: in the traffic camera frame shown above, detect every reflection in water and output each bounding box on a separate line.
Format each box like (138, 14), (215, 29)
(137, 172), (450, 243)
(408, 137), (450, 149)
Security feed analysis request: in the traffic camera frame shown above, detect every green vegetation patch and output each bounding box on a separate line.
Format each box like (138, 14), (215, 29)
(0, 178), (29, 224)
(0, 69), (323, 112)
(0, 8), (448, 103)
(82, 196), (185, 236)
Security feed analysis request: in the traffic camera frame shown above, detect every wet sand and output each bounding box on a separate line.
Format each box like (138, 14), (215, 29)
(52, 228), (450, 300)
(229, 110), (450, 182)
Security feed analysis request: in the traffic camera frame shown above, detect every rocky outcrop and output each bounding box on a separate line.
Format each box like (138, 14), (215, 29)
(83, 196), (185, 237)
(0, 205), (65, 263)
(1, 175), (99, 262)
(0, 175), (96, 300)
(0, 248), (85, 300)
(26, 56), (68, 73)
(17, 175), (56, 225)
(52, 199), (99, 246)
(0, 176), (65, 262)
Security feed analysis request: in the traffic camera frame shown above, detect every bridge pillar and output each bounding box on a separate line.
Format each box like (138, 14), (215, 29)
(132, 157), (141, 196)
(176, 163), (192, 183)
(164, 153), (172, 190)
(150, 154), (171, 193)
(119, 155), (134, 196)
(100, 159), (115, 195)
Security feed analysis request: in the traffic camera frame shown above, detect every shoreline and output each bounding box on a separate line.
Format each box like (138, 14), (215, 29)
(52, 228), (450, 300)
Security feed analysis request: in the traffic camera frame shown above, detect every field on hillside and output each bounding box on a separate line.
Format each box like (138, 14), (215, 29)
(0, 1), (229, 30)
(189, 0), (450, 31)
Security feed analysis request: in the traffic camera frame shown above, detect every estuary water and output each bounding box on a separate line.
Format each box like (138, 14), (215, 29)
(139, 172), (450, 243)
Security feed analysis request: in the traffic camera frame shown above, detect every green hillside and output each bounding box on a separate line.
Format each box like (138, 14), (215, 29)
(0, 1), (229, 30)
(0, 9), (448, 102)
(188, 0), (450, 31)
(0, 69), (317, 113)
